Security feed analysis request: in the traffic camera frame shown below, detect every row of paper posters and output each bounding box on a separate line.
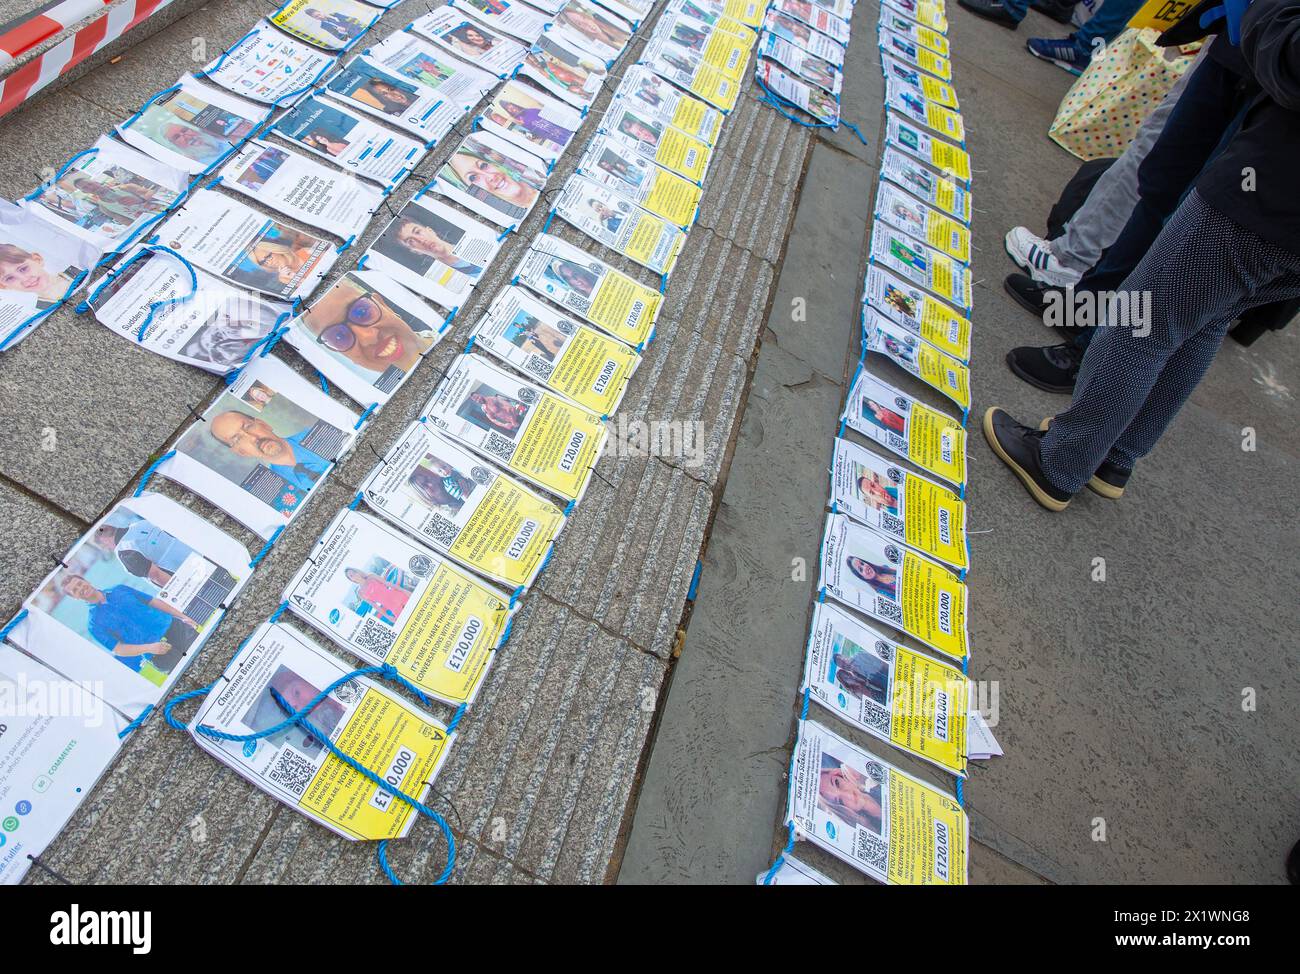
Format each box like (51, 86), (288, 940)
(754, 0), (997, 888)
(0, 0), (758, 882)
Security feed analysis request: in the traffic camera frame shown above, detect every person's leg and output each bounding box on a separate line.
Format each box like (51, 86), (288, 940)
(1069, 0), (1147, 53)
(958, 0), (1029, 29)
(1038, 191), (1300, 493)
(1050, 48), (1207, 274)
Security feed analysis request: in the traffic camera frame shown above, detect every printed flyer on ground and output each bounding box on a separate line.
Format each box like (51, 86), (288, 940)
(430, 130), (548, 229)
(763, 10), (845, 66)
(367, 31), (498, 111)
(411, 7), (528, 77)
(803, 602), (970, 775)
(271, 0), (376, 51)
(552, 0), (634, 62)
(643, 36), (740, 113)
(0, 199), (101, 349)
(285, 509), (510, 705)
(875, 182), (970, 264)
(202, 19), (337, 104)
(842, 366), (967, 489)
(863, 264), (969, 362)
(275, 95), (427, 187)
(693, 0), (766, 30)
(774, 0), (850, 44)
(819, 513), (970, 661)
(363, 194), (502, 307)
(188, 621), (453, 841)
(610, 65), (723, 147)
(881, 53), (959, 110)
(284, 269), (448, 406)
(423, 352), (608, 502)
(879, 25), (952, 83)
(219, 140), (382, 239)
(592, 0), (654, 25)
(829, 435), (968, 572)
(882, 0), (948, 32)
(479, 79), (584, 164)
(885, 79), (965, 144)
(881, 9), (949, 58)
(654, 10), (752, 82)
(8, 492), (249, 718)
(470, 284), (639, 415)
(87, 249), (291, 372)
(601, 101), (713, 183)
(448, 0), (548, 44)
(0, 646), (126, 885)
(759, 32), (842, 96)
(757, 857), (837, 886)
(787, 719), (968, 884)
(555, 174), (686, 276)
(674, 0), (758, 39)
(361, 419), (566, 590)
(869, 222), (971, 311)
(885, 113), (970, 183)
(863, 307), (971, 413)
(324, 56), (464, 143)
(880, 147), (970, 224)
(23, 135), (188, 254)
(156, 190), (338, 301)
(520, 33), (608, 109)
(756, 59), (838, 126)
(116, 77), (270, 176)
(579, 133), (703, 228)
(513, 232), (661, 348)
(162, 355), (359, 538)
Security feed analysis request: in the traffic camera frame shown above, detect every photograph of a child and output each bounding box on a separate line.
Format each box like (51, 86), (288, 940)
(405, 451), (479, 516)
(30, 507), (233, 686)
(243, 664), (346, 760)
(0, 203), (101, 309)
(457, 382), (529, 439)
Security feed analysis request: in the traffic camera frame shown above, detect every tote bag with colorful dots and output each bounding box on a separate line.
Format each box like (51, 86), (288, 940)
(1048, 28), (1195, 161)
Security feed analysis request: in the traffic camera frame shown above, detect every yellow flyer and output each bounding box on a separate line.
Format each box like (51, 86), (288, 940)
(880, 25), (954, 82)
(471, 285), (640, 417)
(361, 419), (568, 592)
(271, 0), (376, 52)
(285, 509), (513, 705)
(804, 602), (970, 774)
(882, 53), (959, 109)
(700, 28), (752, 80)
(829, 435), (968, 572)
(580, 133), (703, 228)
(721, 0), (766, 28)
(864, 264), (971, 363)
(424, 352), (608, 503)
(819, 512), (970, 661)
(555, 175), (686, 277)
(877, 183), (970, 262)
(843, 366), (967, 488)
(190, 622), (455, 842)
(864, 308), (971, 412)
(609, 65), (724, 148)
(514, 233), (662, 349)
(648, 37), (740, 112)
(788, 719), (968, 884)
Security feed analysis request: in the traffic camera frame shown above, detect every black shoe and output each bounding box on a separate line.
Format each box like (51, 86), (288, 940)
(1030, 0), (1076, 23)
(982, 407), (1072, 511)
(1004, 273), (1064, 320)
(958, 0), (1023, 28)
(1039, 418), (1131, 498)
(1006, 342), (1084, 394)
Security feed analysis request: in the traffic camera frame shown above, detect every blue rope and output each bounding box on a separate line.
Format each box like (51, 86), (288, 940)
(0, 608), (29, 642)
(762, 823), (797, 885)
(133, 450), (176, 497)
(117, 705), (154, 739)
(25, 147), (99, 200)
(172, 663), (455, 884)
(249, 526), (285, 567)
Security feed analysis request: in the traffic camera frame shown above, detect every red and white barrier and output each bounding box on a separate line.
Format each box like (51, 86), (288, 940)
(0, 0), (179, 120)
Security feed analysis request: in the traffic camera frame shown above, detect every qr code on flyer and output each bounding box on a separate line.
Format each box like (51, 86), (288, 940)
(482, 431), (516, 463)
(874, 597), (904, 627)
(267, 746), (316, 797)
(421, 514), (458, 548)
(854, 828), (889, 873)
(355, 616), (395, 656)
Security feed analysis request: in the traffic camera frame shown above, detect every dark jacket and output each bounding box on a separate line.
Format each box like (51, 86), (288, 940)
(1197, 0), (1300, 253)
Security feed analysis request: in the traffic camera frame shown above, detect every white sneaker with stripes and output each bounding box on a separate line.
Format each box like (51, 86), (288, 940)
(1004, 226), (1083, 287)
